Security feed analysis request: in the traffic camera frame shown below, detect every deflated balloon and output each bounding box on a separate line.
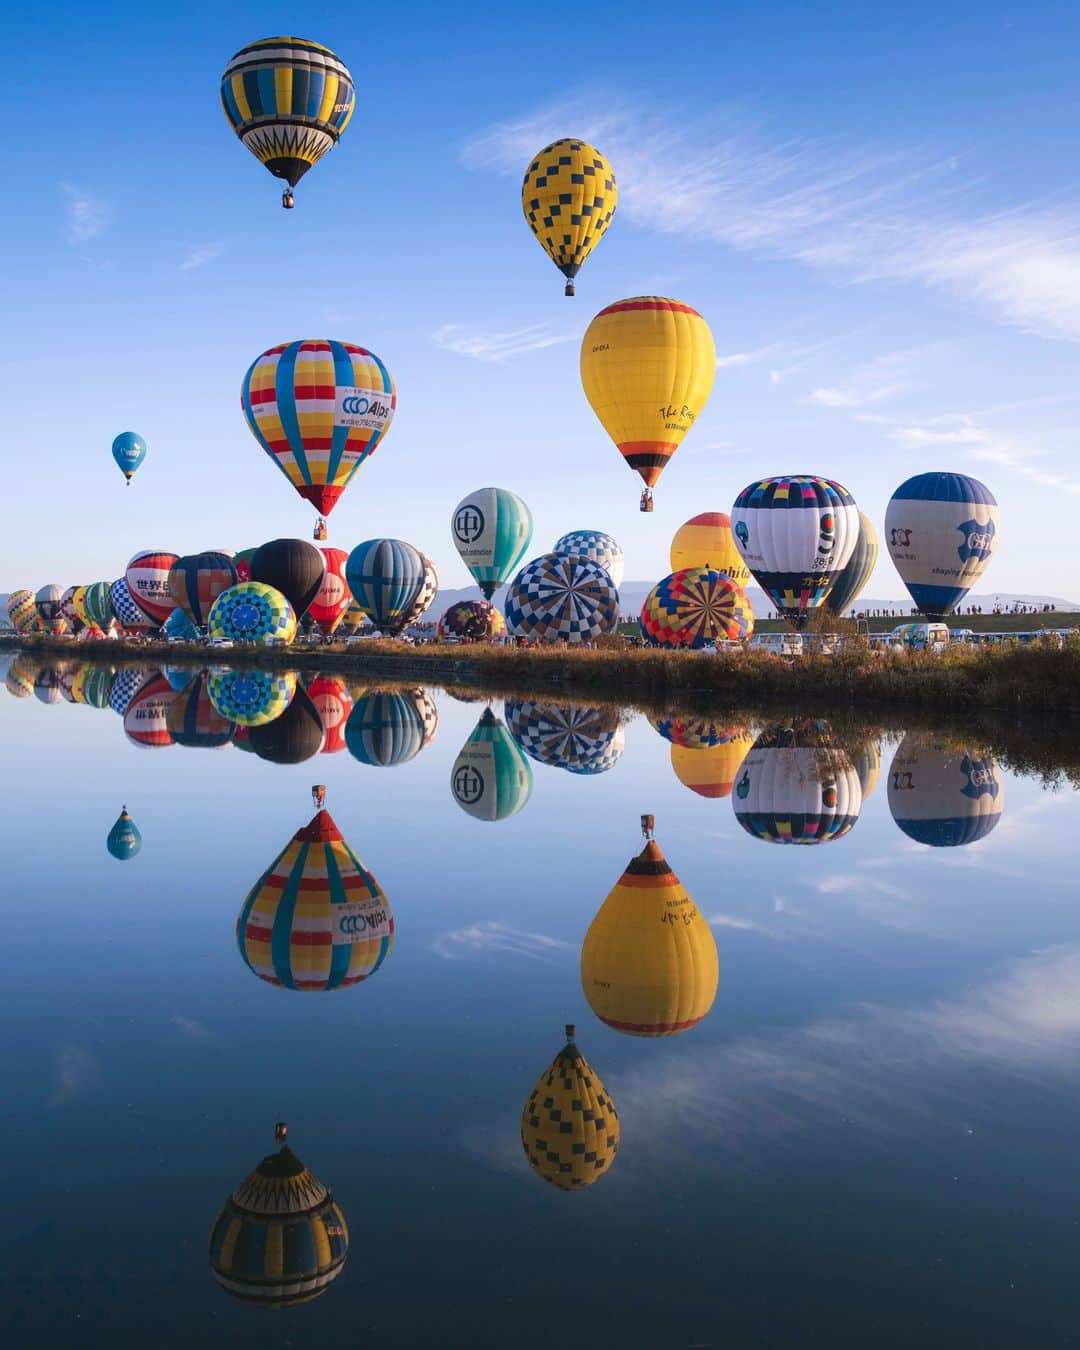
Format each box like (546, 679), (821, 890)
(731, 477), (860, 629)
(885, 472), (999, 618)
(450, 708), (533, 821)
(451, 488), (533, 600)
(521, 1026), (619, 1190)
(521, 139), (617, 295)
(581, 297), (716, 495)
(241, 340), (395, 517)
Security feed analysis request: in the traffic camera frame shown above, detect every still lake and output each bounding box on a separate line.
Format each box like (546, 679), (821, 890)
(2, 655), (1078, 1348)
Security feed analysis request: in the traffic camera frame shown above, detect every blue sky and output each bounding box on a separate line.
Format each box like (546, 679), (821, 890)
(5, 1), (1080, 596)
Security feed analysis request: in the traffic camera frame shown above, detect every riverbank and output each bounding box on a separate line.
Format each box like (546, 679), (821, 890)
(7, 630), (1079, 719)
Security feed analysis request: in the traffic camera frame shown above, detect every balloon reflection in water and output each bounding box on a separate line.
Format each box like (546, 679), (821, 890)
(670, 733), (753, 799)
(5, 656), (35, 698)
(106, 807), (141, 861)
(581, 819), (718, 1036)
(345, 689), (430, 766)
(451, 708), (533, 821)
(248, 685), (325, 764)
(649, 713), (738, 751)
(123, 674), (176, 749)
(208, 670), (296, 728)
(521, 1025), (619, 1190)
(887, 733), (1004, 847)
(34, 667), (61, 704)
(237, 804), (393, 991)
(733, 721), (862, 844)
(209, 1123), (348, 1308)
(505, 699), (624, 775)
(166, 674), (235, 749)
(108, 669), (147, 716)
(305, 676), (353, 753)
(855, 737), (881, 802)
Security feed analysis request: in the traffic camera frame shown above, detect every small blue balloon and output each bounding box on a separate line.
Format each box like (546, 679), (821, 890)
(107, 808), (142, 861)
(112, 431), (146, 483)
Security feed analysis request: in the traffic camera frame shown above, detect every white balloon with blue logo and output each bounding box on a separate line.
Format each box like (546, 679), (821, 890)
(887, 733), (1004, 847)
(884, 472), (999, 617)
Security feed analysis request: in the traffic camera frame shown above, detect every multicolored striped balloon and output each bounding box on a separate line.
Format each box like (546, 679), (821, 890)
(125, 551), (179, 626)
(437, 600), (506, 641)
(236, 807), (393, 992)
(733, 721), (862, 844)
(241, 340), (395, 517)
(6, 589), (37, 633)
(82, 582), (115, 631)
(640, 567), (754, 648)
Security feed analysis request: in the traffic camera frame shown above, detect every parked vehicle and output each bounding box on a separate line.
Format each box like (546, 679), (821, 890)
(750, 632), (804, 657)
(891, 622), (949, 652)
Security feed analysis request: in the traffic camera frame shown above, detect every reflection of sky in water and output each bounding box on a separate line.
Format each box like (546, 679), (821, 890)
(1, 669), (1078, 1346)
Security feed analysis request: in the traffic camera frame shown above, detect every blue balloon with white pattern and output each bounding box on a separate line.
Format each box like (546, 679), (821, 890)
(345, 539), (426, 636)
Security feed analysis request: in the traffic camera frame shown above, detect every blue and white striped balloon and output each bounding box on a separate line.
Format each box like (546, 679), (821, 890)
(553, 530), (624, 588)
(345, 538), (426, 635)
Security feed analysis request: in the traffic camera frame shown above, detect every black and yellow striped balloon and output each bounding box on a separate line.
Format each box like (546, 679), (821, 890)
(521, 140), (617, 295)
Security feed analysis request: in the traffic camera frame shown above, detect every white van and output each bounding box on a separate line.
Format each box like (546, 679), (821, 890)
(891, 622), (949, 652)
(751, 632), (804, 657)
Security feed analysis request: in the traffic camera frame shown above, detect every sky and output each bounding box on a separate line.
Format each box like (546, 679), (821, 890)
(4, 0), (1080, 596)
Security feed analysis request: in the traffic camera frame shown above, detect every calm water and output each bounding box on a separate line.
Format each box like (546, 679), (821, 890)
(2, 654), (1078, 1348)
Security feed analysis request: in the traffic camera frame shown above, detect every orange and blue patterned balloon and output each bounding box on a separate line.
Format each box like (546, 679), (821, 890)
(640, 567), (754, 648)
(236, 807), (393, 992)
(241, 340), (395, 517)
(168, 552), (238, 629)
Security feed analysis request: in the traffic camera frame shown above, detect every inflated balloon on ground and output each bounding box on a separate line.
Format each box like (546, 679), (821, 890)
(826, 510), (878, 617)
(669, 512), (750, 584)
(885, 472), (999, 618)
(345, 538), (426, 635)
(553, 530), (624, 587)
(208, 582), (297, 645)
(437, 600), (506, 641)
(250, 539), (325, 621)
(504, 553), (619, 644)
(168, 552), (238, 628)
(640, 568), (754, 647)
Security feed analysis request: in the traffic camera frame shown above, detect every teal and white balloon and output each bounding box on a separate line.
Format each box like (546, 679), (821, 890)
(451, 708), (533, 821)
(885, 472), (999, 618)
(451, 488), (533, 600)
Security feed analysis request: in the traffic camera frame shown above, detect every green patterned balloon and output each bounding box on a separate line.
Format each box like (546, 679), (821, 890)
(208, 670), (297, 728)
(208, 582), (297, 644)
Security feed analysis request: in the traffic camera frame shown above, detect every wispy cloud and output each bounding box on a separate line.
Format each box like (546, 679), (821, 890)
(890, 413), (1080, 493)
(810, 382), (905, 409)
(170, 1015), (210, 1039)
(62, 184), (109, 243)
(463, 101), (1080, 341)
(432, 920), (575, 961)
(715, 345), (778, 370)
(180, 243), (224, 271)
(48, 1045), (103, 1106)
(433, 320), (579, 362)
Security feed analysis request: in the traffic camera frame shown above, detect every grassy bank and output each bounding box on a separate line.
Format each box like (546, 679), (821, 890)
(8, 629), (1080, 718)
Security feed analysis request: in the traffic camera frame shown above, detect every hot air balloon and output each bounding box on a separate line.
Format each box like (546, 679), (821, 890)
(580, 297), (716, 506)
(345, 539), (425, 636)
(521, 138), (617, 296)
(35, 585), (65, 633)
(249, 685), (325, 764)
(345, 689), (427, 767)
(234, 547), (257, 582)
(166, 674), (235, 749)
(69, 586), (90, 628)
(208, 669), (297, 728)
(250, 539), (326, 621)
(580, 821), (719, 1036)
(209, 1123), (348, 1307)
(168, 552), (238, 629)
(451, 488), (533, 600)
(81, 666), (113, 709)
(669, 512), (751, 585)
(338, 596), (367, 637)
(733, 721), (862, 844)
(108, 668), (147, 716)
(521, 1025), (619, 1190)
(106, 807), (142, 860)
(220, 37), (356, 208)
(885, 472), (999, 617)
(82, 582), (114, 631)
(112, 431), (146, 484)
(504, 554), (619, 644)
(505, 700), (624, 775)
(437, 600), (506, 641)
(164, 607), (200, 642)
(109, 578), (153, 634)
(125, 551), (179, 626)
(670, 733), (753, 799)
(640, 568), (754, 647)
(887, 733), (1004, 846)
(123, 674), (176, 749)
(33, 667), (61, 703)
(553, 530), (624, 587)
(306, 547), (351, 634)
(208, 582), (298, 645)
(650, 713), (741, 751)
(6, 589), (37, 633)
(400, 554), (439, 632)
(825, 510), (878, 618)
(731, 477), (860, 629)
(5, 656), (35, 699)
(306, 675), (352, 753)
(241, 340), (395, 521)
(854, 737), (881, 802)
(237, 808), (392, 990)
(450, 708), (533, 821)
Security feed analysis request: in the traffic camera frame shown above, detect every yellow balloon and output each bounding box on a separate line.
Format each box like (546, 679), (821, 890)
(521, 140), (617, 296)
(671, 735), (753, 799)
(669, 512), (750, 585)
(521, 1026), (619, 1190)
(580, 834), (718, 1036)
(581, 297), (716, 495)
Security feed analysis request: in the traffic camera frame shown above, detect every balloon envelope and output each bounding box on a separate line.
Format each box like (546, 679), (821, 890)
(345, 539), (426, 635)
(451, 488), (533, 600)
(640, 568), (754, 647)
(109, 578), (153, 633)
(307, 547), (351, 633)
(250, 539), (325, 620)
(208, 583), (298, 645)
(168, 552), (238, 628)
(521, 139), (617, 291)
(450, 709), (533, 820)
(521, 1029), (619, 1189)
(826, 510), (878, 617)
(437, 600), (506, 641)
(553, 530), (624, 588)
(112, 431), (146, 482)
(107, 808), (141, 860)
(125, 551), (179, 626)
(731, 477), (860, 628)
(887, 733), (1004, 846)
(504, 553), (619, 643)
(669, 512), (750, 585)
(885, 472), (999, 617)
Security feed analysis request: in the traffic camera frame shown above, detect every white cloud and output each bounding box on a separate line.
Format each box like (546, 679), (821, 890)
(48, 1045), (103, 1106)
(180, 243), (224, 271)
(62, 184), (109, 243)
(463, 101), (1080, 341)
(810, 383), (905, 409)
(170, 1015), (210, 1039)
(433, 320), (579, 362)
(715, 345), (778, 369)
(432, 920), (575, 961)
